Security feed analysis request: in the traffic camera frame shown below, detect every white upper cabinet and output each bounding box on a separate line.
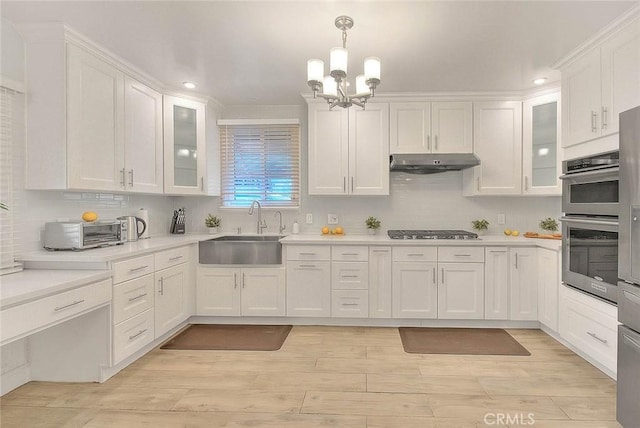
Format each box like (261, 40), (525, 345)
(463, 101), (523, 196)
(560, 16), (640, 148)
(308, 102), (389, 195)
(124, 77), (164, 194)
(390, 102), (473, 154)
(522, 92), (562, 196)
(163, 96), (207, 195)
(66, 44), (125, 191)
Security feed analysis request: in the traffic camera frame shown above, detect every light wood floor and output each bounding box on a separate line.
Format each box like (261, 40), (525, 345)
(0, 326), (621, 427)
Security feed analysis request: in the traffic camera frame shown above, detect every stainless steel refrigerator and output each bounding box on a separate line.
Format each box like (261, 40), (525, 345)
(617, 105), (640, 428)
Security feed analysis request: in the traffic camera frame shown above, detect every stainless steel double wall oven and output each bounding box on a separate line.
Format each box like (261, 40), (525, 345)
(560, 151), (619, 303)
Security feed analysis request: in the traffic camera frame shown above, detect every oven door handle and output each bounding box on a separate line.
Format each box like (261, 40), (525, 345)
(559, 166), (619, 180)
(560, 216), (619, 227)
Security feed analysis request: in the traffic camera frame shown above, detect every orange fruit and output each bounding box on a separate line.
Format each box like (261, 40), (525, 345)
(335, 226), (344, 235)
(322, 226), (330, 235)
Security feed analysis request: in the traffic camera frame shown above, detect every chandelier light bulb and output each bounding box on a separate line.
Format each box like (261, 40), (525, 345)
(330, 47), (348, 76)
(323, 75), (338, 96)
(356, 75), (370, 95)
(364, 57), (381, 80)
(307, 59), (324, 83)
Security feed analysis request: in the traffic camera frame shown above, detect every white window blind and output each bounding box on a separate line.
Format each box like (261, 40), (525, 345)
(219, 122), (300, 208)
(0, 86), (19, 274)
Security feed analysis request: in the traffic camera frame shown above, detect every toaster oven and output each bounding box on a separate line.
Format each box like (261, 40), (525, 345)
(44, 220), (127, 250)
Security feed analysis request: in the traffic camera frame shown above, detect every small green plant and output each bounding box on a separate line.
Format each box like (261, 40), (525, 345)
(471, 219), (489, 231)
(205, 214), (221, 228)
(0, 202), (7, 211)
(539, 217), (559, 232)
(365, 216), (381, 230)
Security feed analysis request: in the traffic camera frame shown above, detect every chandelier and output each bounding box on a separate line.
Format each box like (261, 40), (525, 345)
(307, 16), (381, 109)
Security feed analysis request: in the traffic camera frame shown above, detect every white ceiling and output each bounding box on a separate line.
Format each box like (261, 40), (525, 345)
(1, 1), (637, 106)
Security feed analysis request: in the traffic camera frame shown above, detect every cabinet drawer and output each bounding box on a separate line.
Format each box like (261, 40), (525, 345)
(155, 246), (190, 271)
(113, 308), (155, 364)
(1, 279), (112, 345)
(438, 247), (484, 263)
(392, 247), (437, 262)
(113, 254), (155, 284)
(113, 274), (155, 324)
(331, 246), (369, 261)
(286, 245), (331, 261)
(332, 290), (369, 318)
(332, 262), (369, 290)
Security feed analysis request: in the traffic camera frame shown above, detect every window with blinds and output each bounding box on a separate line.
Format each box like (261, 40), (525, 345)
(219, 121), (300, 208)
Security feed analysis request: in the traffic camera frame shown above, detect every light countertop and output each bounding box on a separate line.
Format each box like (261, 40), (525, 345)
(0, 269), (112, 309)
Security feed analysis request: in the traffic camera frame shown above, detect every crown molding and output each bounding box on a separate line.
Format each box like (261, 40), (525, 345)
(552, 3), (640, 70)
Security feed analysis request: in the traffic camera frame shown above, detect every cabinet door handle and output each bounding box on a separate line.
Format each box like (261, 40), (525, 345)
(129, 265), (149, 273)
(432, 267), (436, 284)
(54, 299), (85, 312)
(407, 253), (424, 257)
(524, 176), (529, 191)
(128, 329), (148, 341)
(476, 177), (480, 192)
(120, 168), (126, 188)
(242, 272), (246, 288)
(341, 275), (359, 279)
(601, 107), (608, 130)
(299, 252), (317, 256)
(515, 253), (519, 269)
(434, 134), (438, 151)
(371, 249), (388, 253)
(591, 111), (598, 133)
(201, 177), (204, 190)
(168, 255), (183, 262)
(341, 253), (359, 256)
(128, 293), (148, 302)
(441, 267), (445, 284)
(342, 303), (359, 307)
(234, 273), (238, 289)
(159, 277), (164, 295)
(129, 169), (134, 187)
(454, 254), (471, 257)
(426, 135), (431, 151)
(343, 177), (347, 193)
(299, 264), (316, 268)
(351, 176), (354, 192)
(587, 331), (608, 345)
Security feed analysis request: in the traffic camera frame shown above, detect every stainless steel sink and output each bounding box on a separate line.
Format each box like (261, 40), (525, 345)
(199, 235), (284, 265)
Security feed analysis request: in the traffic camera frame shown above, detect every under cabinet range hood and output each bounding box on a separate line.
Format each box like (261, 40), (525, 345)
(389, 153), (481, 174)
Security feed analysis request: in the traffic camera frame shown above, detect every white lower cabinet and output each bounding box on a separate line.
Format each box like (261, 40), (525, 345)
(369, 247), (392, 318)
(113, 308), (154, 364)
(538, 248), (560, 332)
(559, 284), (618, 376)
(438, 262), (484, 319)
(485, 247), (510, 320)
(196, 267), (285, 316)
(286, 261), (331, 317)
(392, 261), (438, 319)
(509, 247), (538, 320)
(154, 263), (188, 338)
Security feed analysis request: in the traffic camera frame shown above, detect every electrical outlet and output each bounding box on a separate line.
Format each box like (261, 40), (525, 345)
(497, 214), (506, 225)
(306, 213), (313, 224)
(328, 214), (338, 224)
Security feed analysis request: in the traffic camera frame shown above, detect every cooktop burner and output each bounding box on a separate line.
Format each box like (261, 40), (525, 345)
(387, 229), (479, 240)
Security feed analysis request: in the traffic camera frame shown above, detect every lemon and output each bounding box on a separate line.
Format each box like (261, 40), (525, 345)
(511, 230), (520, 236)
(335, 226), (344, 235)
(82, 211), (98, 222)
(504, 229), (512, 236)
(322, 226), (330, 235)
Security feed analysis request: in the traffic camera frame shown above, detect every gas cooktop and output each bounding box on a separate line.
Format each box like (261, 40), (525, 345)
(387, 230), (479, 240)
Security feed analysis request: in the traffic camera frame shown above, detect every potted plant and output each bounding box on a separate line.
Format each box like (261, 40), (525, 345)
(365, 216), (381, 235)
(471, 219), (489, 235)
(539, 217), (559, 233)
(205, 214), (221, 234)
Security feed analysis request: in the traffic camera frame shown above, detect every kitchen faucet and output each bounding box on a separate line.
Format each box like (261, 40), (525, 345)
(248, 200), (267, 234)
(275, 211), (286, 234)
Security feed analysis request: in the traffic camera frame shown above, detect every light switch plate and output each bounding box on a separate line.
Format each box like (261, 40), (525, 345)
(328, 214), (338, 224)
(306, 213), (313, 224)
(497, 214), (506, 225)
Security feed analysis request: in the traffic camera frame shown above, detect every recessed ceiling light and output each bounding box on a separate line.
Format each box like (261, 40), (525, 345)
(182, 82), (196, 89)
(533, 77), (547, 85)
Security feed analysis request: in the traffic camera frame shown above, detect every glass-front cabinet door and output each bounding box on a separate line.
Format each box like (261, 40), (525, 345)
(163, 95), (206, 195)
(522, 92), (562, 195)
